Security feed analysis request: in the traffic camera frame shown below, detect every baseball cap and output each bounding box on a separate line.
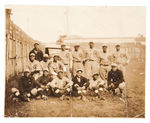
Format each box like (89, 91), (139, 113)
(74, 43), (80, 47)
(89, 41), (94, 44)
(116, 44), (120, 47)
(61, 43), (66, 46)
(111, 63), (118, 67)
(43, 68), (49, 72)
(24, 68), (30, 73)
(57, 70), (64, 74)
(34, 43), (39, 45)
(93, 73), (99, 77)
(76, 69), (83, 73)
(102, 44), (108, 47)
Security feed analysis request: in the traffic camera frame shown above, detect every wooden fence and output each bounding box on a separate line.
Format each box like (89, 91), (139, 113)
(5, 9), (44, 81)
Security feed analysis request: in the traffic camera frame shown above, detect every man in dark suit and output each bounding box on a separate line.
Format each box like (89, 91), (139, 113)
(107, 63), (125, 97)
(72, 69), (89, 101)
(29, 43), (43, 62)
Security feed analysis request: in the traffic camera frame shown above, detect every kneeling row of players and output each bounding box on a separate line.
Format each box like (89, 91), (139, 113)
(11, 63), (125, 102)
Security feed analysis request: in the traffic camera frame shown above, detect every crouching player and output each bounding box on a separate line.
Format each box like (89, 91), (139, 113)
(72, 69), (89, 101)
(36, 68), (53, 100)
(89, 73), (105, 100)
(107, 63), (125, 97)
(11, 69), (38, 102)
(47, 70), (73, 100)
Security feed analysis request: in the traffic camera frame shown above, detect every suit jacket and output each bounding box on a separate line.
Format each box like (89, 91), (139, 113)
(72, 76), (89, 91)
(29, 48), (43, 62)
(107, 69), (124, 86)
(19, 76), (37, 93)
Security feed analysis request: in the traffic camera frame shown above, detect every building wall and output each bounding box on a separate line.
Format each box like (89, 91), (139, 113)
(5, 9), (44, 81)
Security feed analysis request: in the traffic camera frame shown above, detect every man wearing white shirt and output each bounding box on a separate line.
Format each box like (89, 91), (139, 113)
(99, 45), (111, 84)
(72, 44), (84, 76)
(84, 42), (99, 79)
(59, 44), (73, 79)
(112, 44), (129, 76)
(47, 70), (73, 100)
(26, 53), (42, 80)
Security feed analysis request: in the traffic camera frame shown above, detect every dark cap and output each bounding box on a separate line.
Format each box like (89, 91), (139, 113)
(34, 43), (39, 45)
(93, 73), (99, 77)
(89, 41), (94, 44)
(116, 44), (120, 47)
(76, 69), (83, 73)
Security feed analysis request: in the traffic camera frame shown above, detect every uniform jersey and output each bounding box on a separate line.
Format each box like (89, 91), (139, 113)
(40, 60), (50, 71)
(59, 50), (72, 65)
(37, 75), (53, 86)
(49, 76), (73, 89)
(49, 61), (64, 74)
(72, 49), (83, 62)
(89, 78), (104, 89)
(84, 48), (99, 61)
(99, 51), (111, 65)
(26, 60), (41, 72)
(112, 49), (129, 65)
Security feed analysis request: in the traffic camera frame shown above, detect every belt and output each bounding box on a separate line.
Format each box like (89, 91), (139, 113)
(64, 64), (69, 65)
(74, 61), (82, 63)
(100, 64), (109, 66)
(86, 59), (94, 62)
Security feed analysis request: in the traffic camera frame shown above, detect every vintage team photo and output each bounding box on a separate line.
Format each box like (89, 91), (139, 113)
(5, 6), (145, 117)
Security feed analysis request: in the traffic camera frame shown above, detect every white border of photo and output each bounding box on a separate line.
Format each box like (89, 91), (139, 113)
(0, 0), (149, 122)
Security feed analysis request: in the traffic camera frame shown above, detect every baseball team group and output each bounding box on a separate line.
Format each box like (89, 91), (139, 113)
(11, 41), (129, 102)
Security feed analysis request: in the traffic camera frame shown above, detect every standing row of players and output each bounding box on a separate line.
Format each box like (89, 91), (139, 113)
(11, 42), (129, 101)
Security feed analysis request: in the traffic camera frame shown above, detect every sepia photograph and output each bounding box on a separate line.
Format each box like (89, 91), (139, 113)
(5, 5), (146, 117)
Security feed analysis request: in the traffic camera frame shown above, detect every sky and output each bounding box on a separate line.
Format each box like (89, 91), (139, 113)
(6, 5), (146, 43)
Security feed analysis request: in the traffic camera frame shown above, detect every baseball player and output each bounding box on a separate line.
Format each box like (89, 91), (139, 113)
(26, 53), (42, 80)
(83, 42), (99, 79)
(59, 44), (73, 79)
(29, 43), (43, 62)
(99, 44), (111, 86)
(40, 54), (51, 71)
(112, 44), (129, 76)
(89, 73), (105, 100)
(36, 68), (53, 100)
(72, 69), (89, 101)
(11, 69), (37, 102)
(49, 54), (65, 77)
(107, 63), (125, 97)
(47, 70), (73, 100)
(71, 44), (84, 76)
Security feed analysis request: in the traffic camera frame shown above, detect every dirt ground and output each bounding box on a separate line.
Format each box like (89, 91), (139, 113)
(5, 59), (145, 118)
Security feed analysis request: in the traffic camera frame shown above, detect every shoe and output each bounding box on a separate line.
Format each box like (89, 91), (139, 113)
(42, 95), (48, 100)
(82, 96), (87, 101)
(27, 98), (31, 102)
(12, 97), (19, 102)
(60, 95), (65, 101)
(36, 95), (41, 100)
(100, 97), (105, 100)
(65, 96), (70, 100)
(77, 96), (81, 100)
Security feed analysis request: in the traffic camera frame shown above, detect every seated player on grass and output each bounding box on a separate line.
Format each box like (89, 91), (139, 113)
(89, 73), (105, 100)
(47, 70), (73, 100)
(36, 68), (53, 100)
(107, 63), (125, 97)
(11, 69), (38, 102)
(72, 69), (89, 101)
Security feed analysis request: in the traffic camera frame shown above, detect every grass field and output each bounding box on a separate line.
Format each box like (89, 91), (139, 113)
(5, 59), (145, 117)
